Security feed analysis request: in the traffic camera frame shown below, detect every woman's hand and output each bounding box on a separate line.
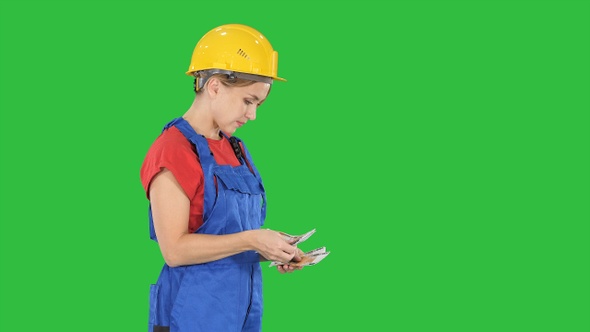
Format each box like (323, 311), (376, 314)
(249, 229), (299, 263)
(276, 247), (305, 274)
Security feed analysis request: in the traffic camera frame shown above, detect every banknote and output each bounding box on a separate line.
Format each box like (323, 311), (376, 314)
(269, 246), (330, 267)
(278, 228), (316, 245)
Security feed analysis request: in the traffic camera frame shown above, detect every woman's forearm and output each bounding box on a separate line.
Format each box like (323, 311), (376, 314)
(162, 231), (255, 267)
(150, 169), (297, 267)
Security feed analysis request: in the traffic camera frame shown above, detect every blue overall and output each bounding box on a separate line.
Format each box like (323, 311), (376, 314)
(148, 118), (267, 332)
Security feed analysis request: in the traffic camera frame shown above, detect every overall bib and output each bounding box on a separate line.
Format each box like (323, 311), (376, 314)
(148, 118), (266, 332)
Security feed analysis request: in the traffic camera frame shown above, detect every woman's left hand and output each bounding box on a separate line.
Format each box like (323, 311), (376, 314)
(277, 264), (302, 274)
(276, 248), (304, 274)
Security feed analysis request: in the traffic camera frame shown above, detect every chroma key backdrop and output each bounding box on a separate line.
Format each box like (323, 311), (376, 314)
(0, 0), (588, 331)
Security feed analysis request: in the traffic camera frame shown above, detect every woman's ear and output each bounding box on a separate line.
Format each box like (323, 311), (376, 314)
(206, 77), (221, 98)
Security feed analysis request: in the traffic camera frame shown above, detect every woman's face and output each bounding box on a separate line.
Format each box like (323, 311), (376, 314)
(210, 80), (271, 136)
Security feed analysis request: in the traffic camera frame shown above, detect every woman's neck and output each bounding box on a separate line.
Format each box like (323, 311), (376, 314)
(182, 99), (222, 140)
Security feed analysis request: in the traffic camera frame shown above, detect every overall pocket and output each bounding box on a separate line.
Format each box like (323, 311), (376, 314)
(206, 167), (265, 233)
(215, 167), (263, 195)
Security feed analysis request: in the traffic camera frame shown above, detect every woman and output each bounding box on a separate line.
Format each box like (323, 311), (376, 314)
(140, 24), (302, 332)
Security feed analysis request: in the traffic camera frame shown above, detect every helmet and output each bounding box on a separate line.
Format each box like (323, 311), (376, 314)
(186, 24), (286, 91)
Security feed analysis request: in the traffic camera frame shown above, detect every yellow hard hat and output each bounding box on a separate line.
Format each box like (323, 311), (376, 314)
(186, 24), (286, 91)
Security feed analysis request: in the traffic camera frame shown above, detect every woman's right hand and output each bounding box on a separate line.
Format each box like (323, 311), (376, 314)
(249, 229), (298, 264)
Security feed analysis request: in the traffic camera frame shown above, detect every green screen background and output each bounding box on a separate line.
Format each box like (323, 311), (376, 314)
(1, 0), (588, 331)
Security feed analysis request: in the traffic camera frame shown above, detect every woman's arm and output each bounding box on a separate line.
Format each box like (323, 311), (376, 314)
(150, 168), (298, 267)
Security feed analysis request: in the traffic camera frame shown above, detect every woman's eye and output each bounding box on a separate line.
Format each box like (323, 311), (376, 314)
(244, 100), (253, 105)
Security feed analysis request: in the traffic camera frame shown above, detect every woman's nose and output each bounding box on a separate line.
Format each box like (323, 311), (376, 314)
(246, 107), (257, 121)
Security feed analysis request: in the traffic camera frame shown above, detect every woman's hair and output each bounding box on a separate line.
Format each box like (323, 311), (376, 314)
(195, 73), (256, 94)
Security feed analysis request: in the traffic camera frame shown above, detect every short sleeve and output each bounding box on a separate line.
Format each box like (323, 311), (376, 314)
(140, 127), (202, 200)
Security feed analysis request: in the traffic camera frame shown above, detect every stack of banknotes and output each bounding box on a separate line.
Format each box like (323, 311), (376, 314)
(269, 229), (330, 267)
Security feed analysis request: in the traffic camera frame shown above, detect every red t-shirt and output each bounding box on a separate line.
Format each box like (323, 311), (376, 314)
(140, 126), (241, 233)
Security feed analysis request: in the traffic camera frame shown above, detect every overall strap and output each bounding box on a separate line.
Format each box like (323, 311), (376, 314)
(149, 117), (219, 241)
(163, 118), (218, 222)
(226, 135), (267, 221)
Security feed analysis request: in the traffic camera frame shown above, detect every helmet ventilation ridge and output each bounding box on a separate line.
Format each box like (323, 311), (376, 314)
(237, 48), (250, 60)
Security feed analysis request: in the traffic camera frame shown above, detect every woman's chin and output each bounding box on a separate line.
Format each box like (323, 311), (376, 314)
(222, 129), (235, 137)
